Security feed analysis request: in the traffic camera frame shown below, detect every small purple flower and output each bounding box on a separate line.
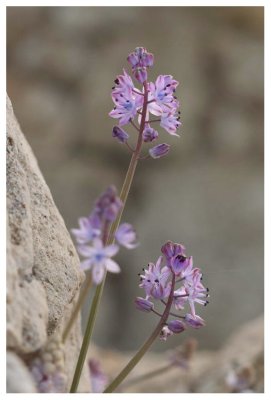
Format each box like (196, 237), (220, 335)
(149, 143), (170, 159)
(112, 69), (134, 94)
(160, 112), (181, 136)
(142, 126), (159, 142)
(115, 223), (138, 249)
(71, 214), (101, 245)
(135, 297), (154, 312)
(161, 241), (186, 265)
(112, 126), (129, 143)
(185, 313), (205, 329)
(148, 75), (179, 112)
(78, 238), (120, 284)
(88, 359), (108, 393)
(139, 256), (171, 299)
(109, 89), (143, 126)
(168, 319), (186, 334)
(94, 185), (123, 223)
(159, 325), (174, 341)
(183, 269), (209, 317)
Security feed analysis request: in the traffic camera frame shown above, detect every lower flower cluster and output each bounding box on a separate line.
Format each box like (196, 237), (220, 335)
(135, 241), (209, 341)
(71, 185), (138, 285)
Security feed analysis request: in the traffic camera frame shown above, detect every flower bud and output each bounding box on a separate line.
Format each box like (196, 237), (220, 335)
(171, 254), (190, 275)
(159, 326), (174, 341)
(168, 319), (186, 333)
(143, 126), (158, 142)
(185, 314), (205, 329)
(112, 126), (129, 143)
(135, 297), (154, 312)
(149, 143), (170, 159)
(161, 241), (186, 263)
(133, 67), (147, 84)
(127, 47), (154, 68)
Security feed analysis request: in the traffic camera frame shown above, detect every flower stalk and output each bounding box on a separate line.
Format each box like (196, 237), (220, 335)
(69, 81), (149, 393)
(103, 273), (176, 393)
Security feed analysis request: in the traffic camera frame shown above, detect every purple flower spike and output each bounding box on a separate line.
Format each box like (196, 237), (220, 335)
(149, 143), (170, 159)
(139, 256), (171, 300)
(143, 126), (159, 142)
(115, 223), (138, 249)
(112, 126), (129, 143)
(168, 319), (186, 334)
(161, 240), (186, 265)
(185, 313), (206, 329)
(135, 297), (154, 312)
(78, 238), (120, 285)
(159, 326), (174, 341)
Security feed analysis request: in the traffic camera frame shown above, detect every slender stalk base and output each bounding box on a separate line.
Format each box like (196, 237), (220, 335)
(62, 275), (92, 343)
(103, 274), (176, 393)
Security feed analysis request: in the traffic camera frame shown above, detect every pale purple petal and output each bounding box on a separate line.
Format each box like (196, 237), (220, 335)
(92, 263), (105, 285)
(103, 244), (119, 257)
(105, 258), (121, 273)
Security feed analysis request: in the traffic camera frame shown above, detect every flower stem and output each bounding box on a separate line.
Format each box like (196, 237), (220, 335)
(62, 274), (92, 343)
(69, 81), (149, 393)
(103, 274), (176, 393)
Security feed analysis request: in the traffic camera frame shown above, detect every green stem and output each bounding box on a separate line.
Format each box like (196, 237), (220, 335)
(70, 81), (149, 393)
(62, 274), (92, 343)
(103, 274), (176, 393)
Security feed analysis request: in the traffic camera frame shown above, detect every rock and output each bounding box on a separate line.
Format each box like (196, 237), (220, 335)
(6, 94), (89, 391)
(6, 352), (37, 393)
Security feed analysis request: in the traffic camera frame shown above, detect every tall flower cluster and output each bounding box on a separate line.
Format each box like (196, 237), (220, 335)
(135, 241), (209, 341)
(109, 47), (181, 159)
(71, 185), (138, 285)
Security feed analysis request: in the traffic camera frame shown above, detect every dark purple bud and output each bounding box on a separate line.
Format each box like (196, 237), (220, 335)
(112, 126), (129, 143)
(135, 297), (154, 312)
(171, 254), (190, 275)
(185, 314), (205, 329)
(161, 241), (186, 264)
(143, 127), (159, 142)
(168, 320), (186, 334)
(149, 143), (170, 159)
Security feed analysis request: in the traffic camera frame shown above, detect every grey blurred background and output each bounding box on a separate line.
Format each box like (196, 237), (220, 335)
(7, 6), (264, 352)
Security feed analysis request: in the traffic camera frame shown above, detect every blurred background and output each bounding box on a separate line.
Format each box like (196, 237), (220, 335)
(7, 6), (264, 353)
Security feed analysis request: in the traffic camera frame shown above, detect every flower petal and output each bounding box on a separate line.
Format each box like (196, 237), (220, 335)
(104, 244), (119, 257)
(92, 264), (105, 285)
(105, 258), (121, 273)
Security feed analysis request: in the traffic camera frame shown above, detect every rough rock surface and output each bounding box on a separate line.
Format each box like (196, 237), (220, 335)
(6, 94), (89, 391)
